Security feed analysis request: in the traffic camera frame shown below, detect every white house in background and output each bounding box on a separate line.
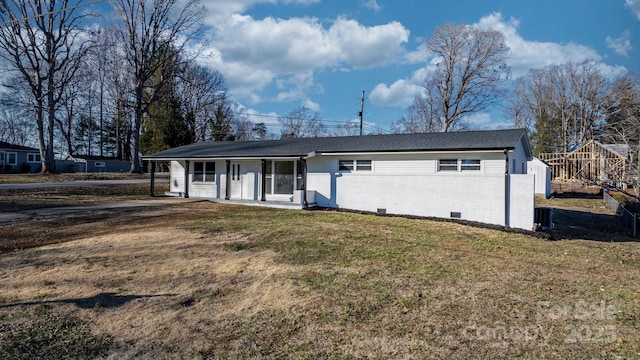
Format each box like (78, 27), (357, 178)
(144, 129), (535, 230)
(527, 158), (551, 198)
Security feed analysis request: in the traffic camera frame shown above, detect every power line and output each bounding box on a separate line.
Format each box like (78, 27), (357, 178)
(0, 0), (106, 26)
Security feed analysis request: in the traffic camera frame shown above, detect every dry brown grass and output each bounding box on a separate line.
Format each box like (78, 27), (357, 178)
(0, 200), (639, 359)
(0, 172), (151, 184)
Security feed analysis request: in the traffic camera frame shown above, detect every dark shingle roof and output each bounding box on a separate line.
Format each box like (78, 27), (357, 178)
(0, 141), (39, 152)
(144, 129), (528, 159)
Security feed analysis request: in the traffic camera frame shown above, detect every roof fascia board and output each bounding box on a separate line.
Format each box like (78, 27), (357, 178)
(143, 156), (302, 161)
(315, 149), (511, 156)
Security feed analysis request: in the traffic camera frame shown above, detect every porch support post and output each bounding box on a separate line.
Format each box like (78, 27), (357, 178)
(260, 159), (267, 202)
(149, 160), (156, 197)
(300, 157), (307, 208)
(184, 160), (190, 198)
(225, 160), (231, 200)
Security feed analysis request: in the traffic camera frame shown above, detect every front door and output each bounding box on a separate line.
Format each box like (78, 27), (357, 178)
(230, 162), (242, 199)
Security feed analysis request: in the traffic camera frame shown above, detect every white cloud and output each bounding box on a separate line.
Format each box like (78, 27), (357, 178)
(370, 60), (438, 107)
(361, 0), (382, 12)
(606, 30), (633, 56)
(475, 13), (602, 77)
(201, 0), (320, 24)
(370, 12), (616, 110)
(201, 14), (409, 105)
(627, 0), (640, 20)
(302, 99), (321, 112)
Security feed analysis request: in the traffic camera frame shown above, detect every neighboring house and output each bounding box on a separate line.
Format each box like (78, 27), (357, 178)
(57, 155), (131, 173)
(527, 158), (551, 198)
(144, 129), (535, 230)
(0, 141), (41, 173)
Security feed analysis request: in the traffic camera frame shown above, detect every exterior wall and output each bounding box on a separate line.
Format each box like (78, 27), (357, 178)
(307, 156), (337, 207)
(0, 150), (40, 173)
(527, 159), (551, 198)
(188, 160), (219, 198)
(508, 138), (529, 174)
(170, 159), (262, 200)
(335, 173), (507, 226)
(507, 174), (535, 230)
(306, 152), (536, 229)
(170, 161), (186, 194)
(86, 161), (130, 172)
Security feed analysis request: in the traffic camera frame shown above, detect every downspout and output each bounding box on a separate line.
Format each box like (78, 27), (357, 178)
(504, 149), (509, 228)
(225, 160), (231, 200)
(184, 160), (190, 199)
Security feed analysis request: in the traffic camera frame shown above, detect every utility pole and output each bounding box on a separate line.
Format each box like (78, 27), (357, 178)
(359, 90), (365, 136)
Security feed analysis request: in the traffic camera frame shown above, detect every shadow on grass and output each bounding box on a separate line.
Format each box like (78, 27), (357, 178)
(551, 208), (636, 242)
(551, 190), (603, 199)
(0, 292), (176, 309)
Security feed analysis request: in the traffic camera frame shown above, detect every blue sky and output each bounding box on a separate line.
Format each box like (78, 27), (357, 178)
(144, 1), (640, 134)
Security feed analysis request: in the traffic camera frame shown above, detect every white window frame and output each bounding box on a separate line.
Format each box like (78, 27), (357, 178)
(437, 159), (459, 172)
(438, 159), (482, 173)
(27, 153), (41, 163)
(461, 159), (481, 172)
(94, 161), (106, 168)
(338, 159), (372, 173)
(5, 152), (17, 166)
(264, 160), (300, 196)
(193, 161), (215, 183)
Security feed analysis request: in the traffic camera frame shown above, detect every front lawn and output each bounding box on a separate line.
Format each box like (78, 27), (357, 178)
(0, 202), (638, 359)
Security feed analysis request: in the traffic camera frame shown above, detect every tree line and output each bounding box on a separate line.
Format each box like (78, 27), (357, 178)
(0, 0), (261, 173)
(391, 22), (640, 165)
(0, 3), (638, 173)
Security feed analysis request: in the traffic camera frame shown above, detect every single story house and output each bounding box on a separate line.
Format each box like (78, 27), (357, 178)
(0, 141), (41, 173)
(144, 129), (535, 230)
(57, 155), (131, 173)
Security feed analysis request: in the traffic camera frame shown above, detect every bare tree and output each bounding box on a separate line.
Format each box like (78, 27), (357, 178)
(567, 61), (610, 146)
(278, 106), (326, 138)
(110, 0), (203, 172)
(417, 22), (510, 132)
(177, 61), (228, 141)
(0, 0), (93, 172)
(391, 94), (443, 133)
(100, 26), (134, 160)
(606, 72), (640, 170)
(0, 98), (34, 146)
(511, 61), (613, 155)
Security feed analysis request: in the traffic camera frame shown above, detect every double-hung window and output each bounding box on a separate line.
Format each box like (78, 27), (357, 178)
(5, 152), (17, 166)
(27, 153), (41, 163)
(339, 159), (372, 173)
(461, 159), (481, 171)
(438, 159), (481, 172)
(438, 159), (458, 172)
(193, 161), (215, 182)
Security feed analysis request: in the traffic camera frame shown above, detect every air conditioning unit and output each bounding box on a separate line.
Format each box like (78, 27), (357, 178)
(534, 207), (553, 230)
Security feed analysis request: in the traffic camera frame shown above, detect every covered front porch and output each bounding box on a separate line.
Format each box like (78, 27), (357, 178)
(147, 157), (314, 208)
